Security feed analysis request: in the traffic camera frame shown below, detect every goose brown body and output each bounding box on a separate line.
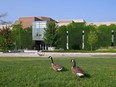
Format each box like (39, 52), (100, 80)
(48, 56), (63, 71)
(71, 59), (85, 77)
(52, 63), (63, 71)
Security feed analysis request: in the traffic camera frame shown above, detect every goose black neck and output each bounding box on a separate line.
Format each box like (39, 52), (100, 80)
(50, 57), (54, 64)
(73, 60), (76, 67)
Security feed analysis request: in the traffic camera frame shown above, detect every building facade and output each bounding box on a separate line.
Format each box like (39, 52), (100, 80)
(32, 21), (47, 50)
(15, 16), (116, 50)
(57, 19), (85, 26)
(16, 16), (55, 50)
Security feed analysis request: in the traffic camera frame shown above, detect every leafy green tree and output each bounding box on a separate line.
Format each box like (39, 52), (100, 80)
(11, 23), (34, 50)
(0, 26), (13, 51)
(11, 23), (23, 49)
(57, 22), (86, 50)
(88, 30), (98, 50)
(0, 13), (11, 24)
(84, 24), (97, 50)
(21, 27), (34, 49)
(44, 21), (58, 47)
(97, 25), (111, 48)
(57, 25), (67, 49)
(67, 22), (85, 50)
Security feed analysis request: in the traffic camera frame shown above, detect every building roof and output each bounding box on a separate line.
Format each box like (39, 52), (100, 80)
(15, 16), (116, 28)
(15, 17), (41, 28)
(15, 16), (54, 28)
(73, 19), (85, 22)
(37, 16), (55, 21)
(87, 21), (116, 26)
(57, 19), (85, 26)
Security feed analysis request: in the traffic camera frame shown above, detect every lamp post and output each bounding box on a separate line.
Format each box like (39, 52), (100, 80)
(82, 30), (84, 49)
(111, 30), (114, 47)
(66, 31), (69, 50)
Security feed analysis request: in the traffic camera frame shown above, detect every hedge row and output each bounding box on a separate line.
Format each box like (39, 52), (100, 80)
(57, 23), (116, 50)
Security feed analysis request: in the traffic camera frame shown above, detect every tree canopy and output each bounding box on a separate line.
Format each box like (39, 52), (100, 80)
(44, 21), (59, 47)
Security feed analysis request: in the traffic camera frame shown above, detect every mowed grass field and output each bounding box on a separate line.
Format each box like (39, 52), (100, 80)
(0, 57), (116, 87)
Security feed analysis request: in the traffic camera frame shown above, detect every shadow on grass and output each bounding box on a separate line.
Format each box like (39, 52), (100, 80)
(75, 73), (91, 81)
(62, 67), (69, 72)
(81, 73), (91, 79)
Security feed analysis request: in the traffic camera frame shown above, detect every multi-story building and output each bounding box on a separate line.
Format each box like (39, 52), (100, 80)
(16, 16), (116, 50)
(32, 21), (47, 50)
(16, 16), (55, 50)
(57, 19), (85, 26)
(32, 19), (85, 50)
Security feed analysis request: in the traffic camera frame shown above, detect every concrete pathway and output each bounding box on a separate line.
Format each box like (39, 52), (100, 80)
(0, 52), (116, 58)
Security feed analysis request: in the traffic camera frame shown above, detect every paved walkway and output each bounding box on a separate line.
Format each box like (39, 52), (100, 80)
(0, 52), (116, 58)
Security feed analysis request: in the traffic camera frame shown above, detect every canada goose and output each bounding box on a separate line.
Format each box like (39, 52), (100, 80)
(48, 56), (64, 71)
(71, 59), (86, 78)
(37, 50), (45, 56)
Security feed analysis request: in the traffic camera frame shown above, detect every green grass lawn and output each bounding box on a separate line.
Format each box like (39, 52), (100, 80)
(0, 57), (116, 87)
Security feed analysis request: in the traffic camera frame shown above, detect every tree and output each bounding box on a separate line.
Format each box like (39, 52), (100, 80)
(11, 22), (34, 50)
(88, 30), (98, 50)
(84, 24), (97, 50)
(0, 13), (11, 24)
(67, 22), (85, 50)
(57, 25), (67, 49)
(0, 26), (13, 51)
(11, 22), (23, 49)
(56, 22), (86, 50)
(21, 27), (34, 49)
(44, 21), (58, 47)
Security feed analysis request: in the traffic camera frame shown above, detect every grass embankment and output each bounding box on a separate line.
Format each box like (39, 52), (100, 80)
(0, 57), (116, 87)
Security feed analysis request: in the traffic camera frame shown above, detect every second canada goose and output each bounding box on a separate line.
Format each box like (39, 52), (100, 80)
(48, 56), (64, 71)
(71, 59), (86, 78)
(37, 50), (45, 56)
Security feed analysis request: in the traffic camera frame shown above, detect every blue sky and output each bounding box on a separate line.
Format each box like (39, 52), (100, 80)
(0, 0), (116, 23)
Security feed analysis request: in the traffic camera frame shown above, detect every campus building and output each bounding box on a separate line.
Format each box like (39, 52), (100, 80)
(57, 19), (85, 26)
(32, 21), (47, 50)
(15, 16), (116, 50)
(15, 16), (55, 50)
(32, 19), (85, 50)
(1, 16), (116, 50)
